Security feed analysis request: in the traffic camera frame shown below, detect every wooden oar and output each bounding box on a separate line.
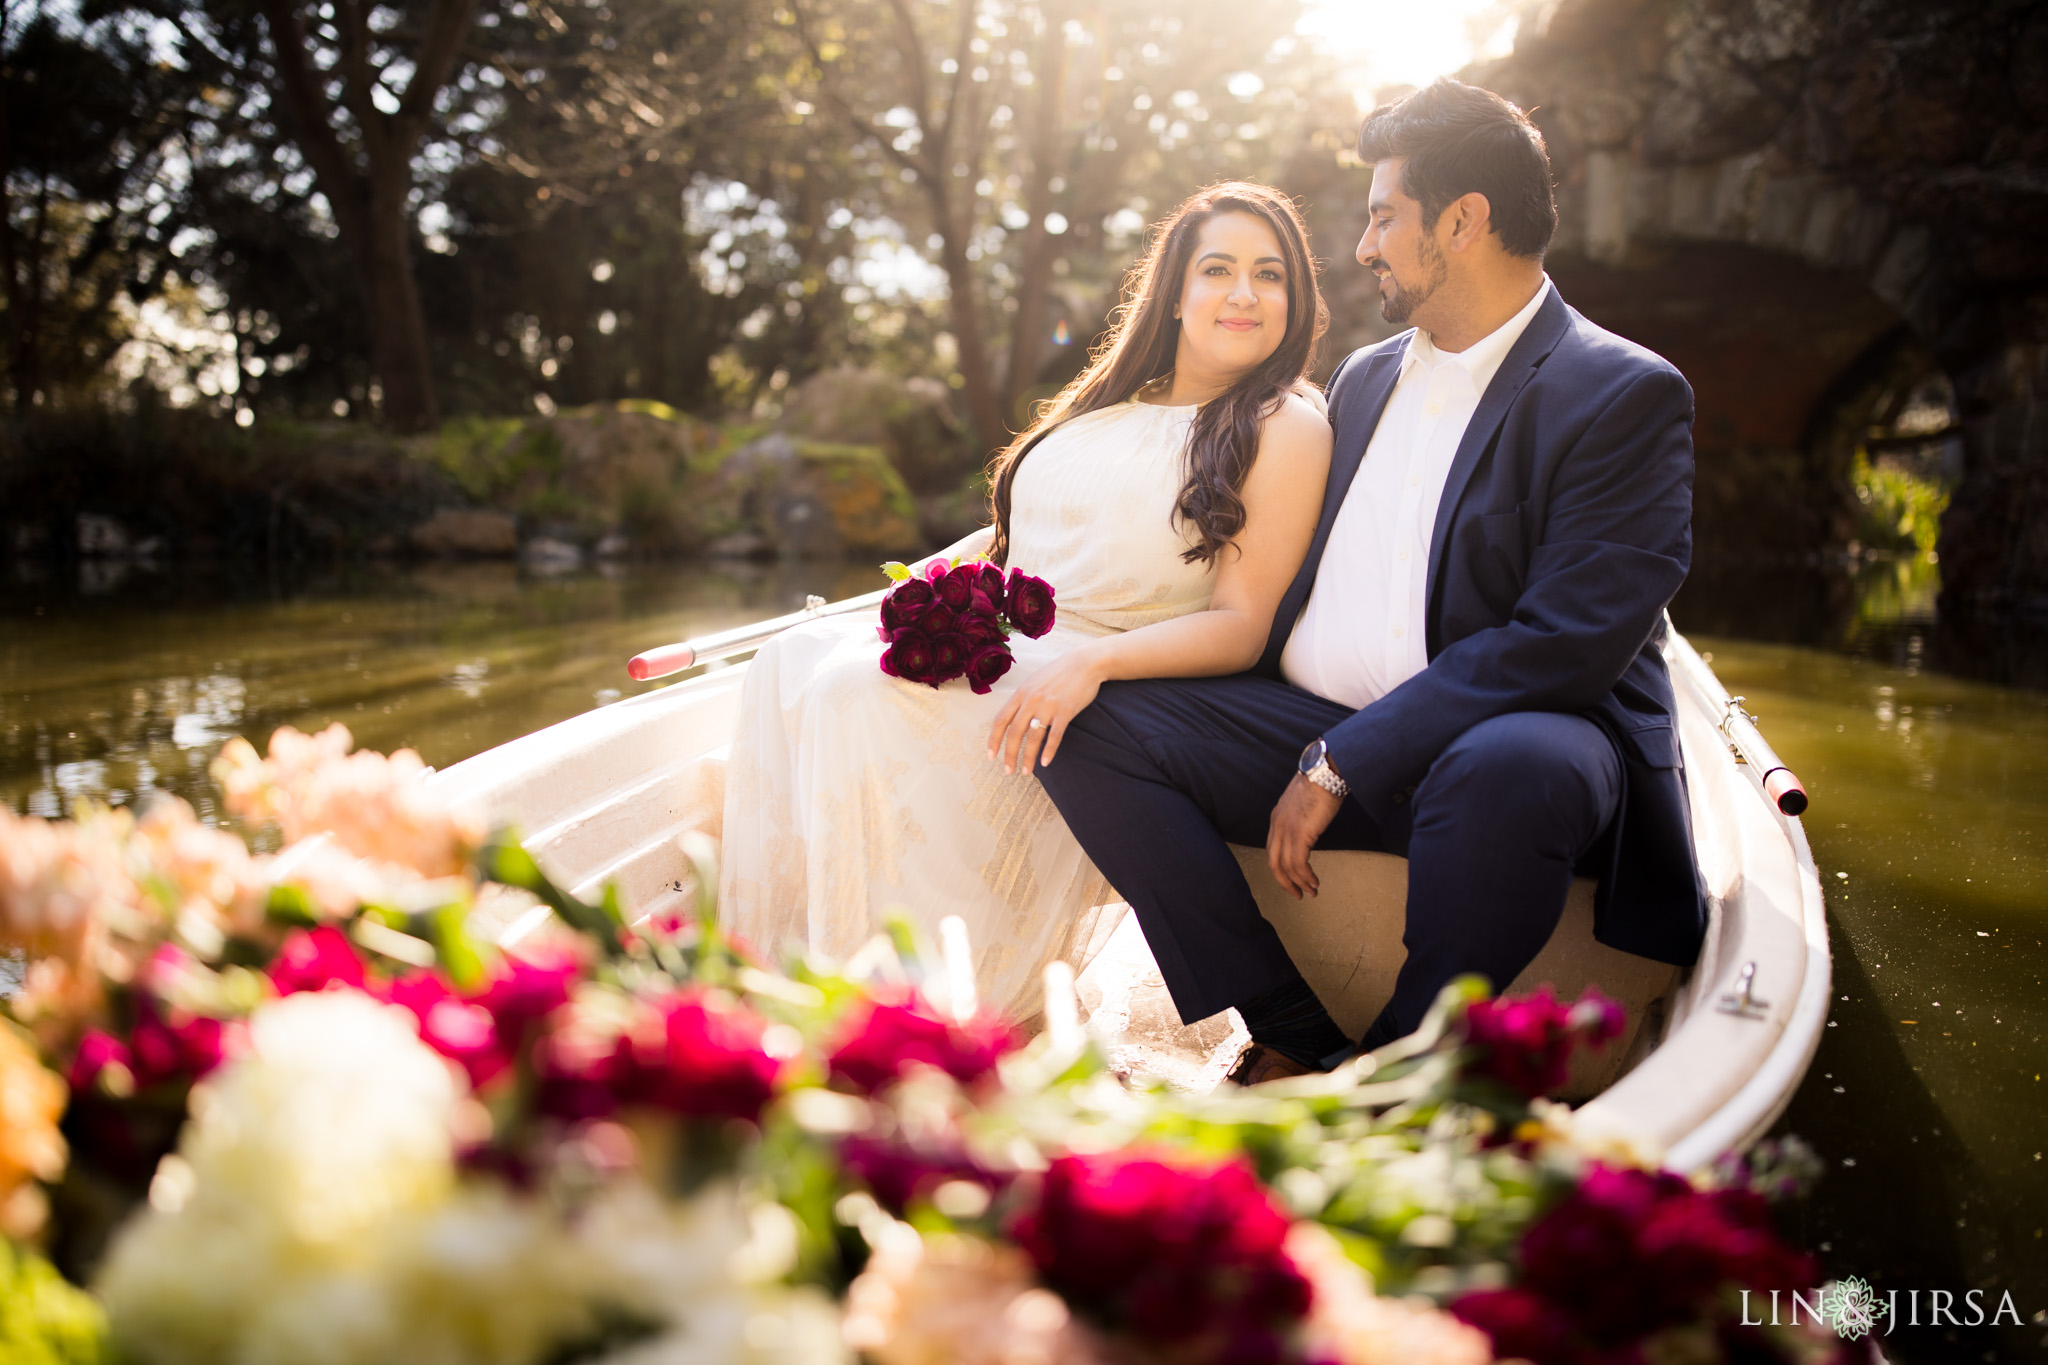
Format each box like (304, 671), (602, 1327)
(627, 587), (890, 681)
(1663, 616), (1810, 816)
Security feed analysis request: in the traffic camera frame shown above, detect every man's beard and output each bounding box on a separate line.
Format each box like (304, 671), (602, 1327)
(1378, 236), (1448, 327)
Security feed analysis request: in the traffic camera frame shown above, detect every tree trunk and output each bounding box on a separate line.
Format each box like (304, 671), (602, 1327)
(354, 167), (439, 430)
(929, 176), (1006, 454)
(1002, 3), (1071, 424)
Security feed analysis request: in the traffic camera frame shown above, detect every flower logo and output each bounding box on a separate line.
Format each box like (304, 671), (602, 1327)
(1827, 1275), (1880, 1340)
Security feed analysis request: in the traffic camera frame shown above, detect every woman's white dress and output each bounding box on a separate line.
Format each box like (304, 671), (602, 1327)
(718, 399), (1216, 1017)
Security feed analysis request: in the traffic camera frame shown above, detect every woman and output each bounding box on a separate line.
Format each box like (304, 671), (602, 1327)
(719, 181), (1333, 1017)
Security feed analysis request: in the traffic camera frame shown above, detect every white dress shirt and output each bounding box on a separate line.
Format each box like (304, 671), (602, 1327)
(1282, 278), (1553, 710)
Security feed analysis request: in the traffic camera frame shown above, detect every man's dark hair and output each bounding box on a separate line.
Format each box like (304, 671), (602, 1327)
(1356, 79), (1557, 260)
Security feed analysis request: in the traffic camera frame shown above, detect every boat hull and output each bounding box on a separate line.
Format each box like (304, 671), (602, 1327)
(432, 629), (1829, 1170)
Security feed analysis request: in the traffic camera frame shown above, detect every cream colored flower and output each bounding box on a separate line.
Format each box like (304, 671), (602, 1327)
(0, 1023), (66, 1239)
(134, 797), (269, 938)
(1518, 1098), (1665, 1171)
(216, 725), (485, 879)
(0, 803), (134, 965)
(1288, 1223), (1496, 1365)
(843, 1224), (1117, 1365)
(98, 989), (837, 1365)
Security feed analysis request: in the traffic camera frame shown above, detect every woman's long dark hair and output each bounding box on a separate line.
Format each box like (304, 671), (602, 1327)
(987, 181), (1328, 566)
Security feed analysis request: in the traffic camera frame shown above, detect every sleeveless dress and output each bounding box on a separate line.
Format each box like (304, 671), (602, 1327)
(718, 399), (1216, 1018)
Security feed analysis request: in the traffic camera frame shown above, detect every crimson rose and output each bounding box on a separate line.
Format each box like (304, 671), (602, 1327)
(1003, 569), (1056, 638)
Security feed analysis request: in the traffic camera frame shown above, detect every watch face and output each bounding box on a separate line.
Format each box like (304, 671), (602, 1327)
(1299, 738), (1325, 774)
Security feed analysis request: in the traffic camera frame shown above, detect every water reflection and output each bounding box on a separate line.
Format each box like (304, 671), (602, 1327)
(5, 550), (2046, 1360)
(0, 558), (878, 819)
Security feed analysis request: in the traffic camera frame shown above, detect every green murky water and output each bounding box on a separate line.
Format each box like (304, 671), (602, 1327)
(3, 552), (2045, 1360)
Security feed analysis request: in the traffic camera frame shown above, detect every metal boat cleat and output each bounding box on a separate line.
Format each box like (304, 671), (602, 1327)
(1717, 960), (1771, 1019)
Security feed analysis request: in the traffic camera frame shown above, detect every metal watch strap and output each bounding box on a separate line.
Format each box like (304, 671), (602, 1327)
(1300, 739), (1349, 798)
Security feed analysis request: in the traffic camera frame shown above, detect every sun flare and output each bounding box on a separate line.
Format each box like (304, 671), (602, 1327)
(1296, 0), (1523, 102)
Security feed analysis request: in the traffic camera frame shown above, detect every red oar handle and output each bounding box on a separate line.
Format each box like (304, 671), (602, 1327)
(627, 643), (696, 682)
(1763, 767), (1808, 817)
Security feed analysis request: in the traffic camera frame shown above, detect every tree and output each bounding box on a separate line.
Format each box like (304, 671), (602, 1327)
(785, 0), (1327, 453)
(0, 3), (193, 409)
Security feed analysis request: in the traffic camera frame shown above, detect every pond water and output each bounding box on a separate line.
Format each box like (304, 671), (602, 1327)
(3, 552), (2045, 1361)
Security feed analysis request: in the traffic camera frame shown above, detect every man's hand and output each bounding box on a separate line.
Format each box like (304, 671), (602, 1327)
(1267, 772), (1343, 899)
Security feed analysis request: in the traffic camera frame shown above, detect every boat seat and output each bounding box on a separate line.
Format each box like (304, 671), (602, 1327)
(1230, 846), (1677, 1094)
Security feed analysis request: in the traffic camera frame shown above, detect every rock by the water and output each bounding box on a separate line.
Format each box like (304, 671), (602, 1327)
(410, 508), (518, 557)
(710, 431), (923, 559)
(779, 367), (972, 493)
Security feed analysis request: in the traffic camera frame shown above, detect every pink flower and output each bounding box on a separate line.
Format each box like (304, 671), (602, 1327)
(385, 971), (507, 1088)
(476, 950), (580, 1040)
(881, 629), (943, 686)
(68, 1029), (133, 1095)
(266, 925), (367, 996)
(965, 644), (1014, 695)
(1011, 1151), (1313, 1350)
(1003, 570), (1056, 638)
(1463, 986), (1625, 1100)
(125, 997), (233, 1087)
(840, 1133), (1004, 1215)
(614, 989), (783, 1123)
(828, 997), (1021, 1096)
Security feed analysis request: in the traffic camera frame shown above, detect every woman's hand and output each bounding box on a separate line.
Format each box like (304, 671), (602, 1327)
(988, 647), (1106, 774)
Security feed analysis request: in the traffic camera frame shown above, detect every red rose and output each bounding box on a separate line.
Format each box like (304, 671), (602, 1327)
(827, 996), (1021, 1095)
(920, 604), (957, 636)
(386, 971), (508, 1089)
(958, 609), (1007, 645)
(1003, 569), (1056, 638)
(614, 989), (783, 1123)
(930, 632), (972, 682)
(965, 643), (1014, 694)
(972, 562), (1007, 601)
(268, 926), (367, 996)
(881, 628), (942, 685)
(931, 564), (974, 611)
(1465, 986), (1626, 1100)
(880, 577), (937, 631)
(476, 951), (580, 1041)
(1011, 1152), (1312, 1346)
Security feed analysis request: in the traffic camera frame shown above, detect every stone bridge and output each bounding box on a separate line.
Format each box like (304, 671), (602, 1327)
(1313, 0), (2048, 619)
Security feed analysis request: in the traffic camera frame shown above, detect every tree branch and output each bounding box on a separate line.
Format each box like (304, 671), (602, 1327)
(253, 0), (364, 233)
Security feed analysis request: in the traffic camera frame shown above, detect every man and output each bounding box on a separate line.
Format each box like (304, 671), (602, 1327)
(1034, 79), (1708, 1083)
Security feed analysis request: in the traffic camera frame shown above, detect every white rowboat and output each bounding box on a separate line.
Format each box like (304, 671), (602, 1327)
(433, 608), (1829, 1173)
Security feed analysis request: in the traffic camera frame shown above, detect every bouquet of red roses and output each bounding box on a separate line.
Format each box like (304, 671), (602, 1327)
(876, 557), (1056, 693)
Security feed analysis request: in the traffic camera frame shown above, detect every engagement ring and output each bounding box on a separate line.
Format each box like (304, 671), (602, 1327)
(1027, 718), (1047, 730)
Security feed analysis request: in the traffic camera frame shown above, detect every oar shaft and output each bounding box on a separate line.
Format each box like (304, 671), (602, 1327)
(627, 587), (890, 682)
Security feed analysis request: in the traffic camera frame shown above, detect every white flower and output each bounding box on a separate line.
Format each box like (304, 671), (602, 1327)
(97, 989), (841, 1365)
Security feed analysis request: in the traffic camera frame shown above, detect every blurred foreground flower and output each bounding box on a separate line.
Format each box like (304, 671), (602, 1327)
(1463, 986), (1625, 1100)
(94, 988), (835, 1365)
(843, 1222), (1117, 1365)
(1012, 1151), (1312, 1360)
(214, 723), (485, 878)
(0, 1023), (67, 1239)
(1286, 1223), (1492, 1365)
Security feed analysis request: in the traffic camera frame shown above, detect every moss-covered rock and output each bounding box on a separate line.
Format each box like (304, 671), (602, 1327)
(778, 366), (974, 493)
(703, 432), (924, 559)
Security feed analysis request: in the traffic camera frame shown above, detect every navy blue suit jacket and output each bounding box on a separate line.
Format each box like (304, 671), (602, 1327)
(1258, 286), (1709, 968)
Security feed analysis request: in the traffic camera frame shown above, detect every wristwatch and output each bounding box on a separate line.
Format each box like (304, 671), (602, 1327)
(1297, 737), (1349, 798)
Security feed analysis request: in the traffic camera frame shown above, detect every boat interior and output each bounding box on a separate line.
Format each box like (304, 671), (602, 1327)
(433, 628), (1829, 1172)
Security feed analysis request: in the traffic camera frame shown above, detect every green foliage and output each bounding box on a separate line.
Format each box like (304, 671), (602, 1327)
(0, 1240), (108, 1365)
(1852, 451), (1950, 554)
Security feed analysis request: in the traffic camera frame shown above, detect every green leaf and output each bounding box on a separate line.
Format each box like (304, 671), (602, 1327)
(426, 904), (487, 991)
(479, 833), (626, 956)
(264, 883), (319, 926)
(880, 560), (912, 582)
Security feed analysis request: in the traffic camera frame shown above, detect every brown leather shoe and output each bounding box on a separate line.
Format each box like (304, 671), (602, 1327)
(1225, 1042), (1315, 1087)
